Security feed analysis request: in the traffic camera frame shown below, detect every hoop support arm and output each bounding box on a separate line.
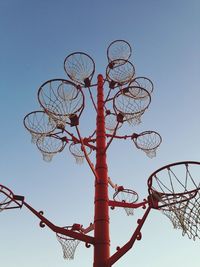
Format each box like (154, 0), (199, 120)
(12, 194), (24, 207)
(108, 199), (148, 209)
(23, 201), (94, 244)
(106, 133), (135, 140)
(108, 206), (151, 266)
(108, 177), (118, 190)
(88, 87), (97, 111)
(81, 223), (94, 234)
(83, 138), (97, 151)
(0, 185), (24, 210)
(105, 122), (120, 151)
(63, 129), (80, 143)
(76, 126), (99, 181)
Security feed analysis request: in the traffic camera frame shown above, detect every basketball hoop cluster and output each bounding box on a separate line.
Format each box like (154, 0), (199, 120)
(23, 39), (162, 164)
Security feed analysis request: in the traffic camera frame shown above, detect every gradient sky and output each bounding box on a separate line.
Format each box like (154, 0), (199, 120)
(0, 1), (200, 267)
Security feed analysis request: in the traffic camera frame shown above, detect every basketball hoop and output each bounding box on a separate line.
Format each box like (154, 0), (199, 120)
(69, 142), (92, 164)
(125, 111), (144, 126)
(64, 52), (95, 87)
(113, 187), (139, 216)
(0, 185), (24, 211)
(0, 185), (13, 211)
(127, 85), (146, 99)
(129, 77), (154, 97)
(23, 111), (57, 144)
(148, 161), (200, 239)
(36, 136), (66, 162)
(132, 131), (162, 158)
(105, 113), (122, 133)
(37, 79), (84, 126)
(56, 226), (81, 260)
(106, 59), (135, 86)
(113, 87), (151, 124)
(107, 40), (132, 66)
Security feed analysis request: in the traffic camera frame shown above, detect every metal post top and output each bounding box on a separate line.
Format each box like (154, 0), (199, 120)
(97, 74), (103, 81)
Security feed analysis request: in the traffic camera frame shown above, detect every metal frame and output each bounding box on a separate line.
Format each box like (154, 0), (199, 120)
(107, 39), (132, 64)
(2, 40), (198, 267)
(64, 52), (95, 86)
(147, 161), (200, 208)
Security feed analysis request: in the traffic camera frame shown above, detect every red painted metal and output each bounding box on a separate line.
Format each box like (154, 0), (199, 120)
(1, 73), (157, 266)
(108, 199), (147, 209)
(23, 201), (94, 244)
(94, 74), (110, 267)
(108, 206), (151, 266)
(3, 74), (153, 266)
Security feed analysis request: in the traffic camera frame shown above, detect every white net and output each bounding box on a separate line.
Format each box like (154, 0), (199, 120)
(37, 136), (65, 162)
(105, 113), (122, 133)
(113, 88), (151, 119)
(144, 148), (157, 159)
(42, 152), (54, 162)
(57, 236), (80, 260)
(129, 77), (154, 96)
(38, 79), (84, 121)
(107, 60), (135, 85)
(56, 226), (80, 260)
(57, 81), (79, 101)
(69, 143), (92, 165)
(125, 113), (143, 126)
(113, 188), (138, 216)
(24, 110), (57, 144)
(64, 53), (95, 85)
(31, 132), (41, 144)
(133, 131), (161, 158)
(107, 40), (132, 65)
(148, 162), (200, 240)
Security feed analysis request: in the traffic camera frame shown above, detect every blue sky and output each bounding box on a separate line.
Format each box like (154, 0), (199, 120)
(0, 1), (200, 267)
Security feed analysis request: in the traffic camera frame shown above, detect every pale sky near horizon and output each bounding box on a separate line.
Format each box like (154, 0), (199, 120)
(0, 1), (200, 267)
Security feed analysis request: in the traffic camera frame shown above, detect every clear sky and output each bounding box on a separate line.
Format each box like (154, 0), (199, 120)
(0, 1), (200, 267)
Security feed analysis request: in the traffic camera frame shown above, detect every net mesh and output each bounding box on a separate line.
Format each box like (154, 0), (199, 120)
(24, 111), (57, 143)
(69, 142), (92, 164)
(36, 136), (65, 162)
(56, 227), (80, 260)
(106, 60), (135, 85)
(107, 40), (132, 65)
(133, 131), (161, 158)
(57, 81), (79, 101)
(129, 77), (154, 96)
(38, 79), (84, 123)
(105, 113), (122, 133)
(113, 88), (151, 120)
(148, 162), (200, 240)
(64, 52), (95, 85)
(31, 132), (41, 144)
(113, 188), (138, 216)
(125, 112), (144, 126)
(162, 194), (200, 240)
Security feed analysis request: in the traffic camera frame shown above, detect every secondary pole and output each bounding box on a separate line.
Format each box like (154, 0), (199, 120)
(94, 74), (110, 267)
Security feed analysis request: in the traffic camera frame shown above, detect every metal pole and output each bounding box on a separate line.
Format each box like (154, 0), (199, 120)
(94, 74), (110, 267)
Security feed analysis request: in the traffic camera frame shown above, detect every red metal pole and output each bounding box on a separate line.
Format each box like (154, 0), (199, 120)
(94, 74), (110, 267)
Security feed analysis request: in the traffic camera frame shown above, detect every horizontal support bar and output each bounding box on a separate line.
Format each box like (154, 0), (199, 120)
(108, 199), (148, 209)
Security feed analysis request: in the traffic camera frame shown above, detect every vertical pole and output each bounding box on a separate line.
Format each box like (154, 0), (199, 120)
(94, 74), (110, 267)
